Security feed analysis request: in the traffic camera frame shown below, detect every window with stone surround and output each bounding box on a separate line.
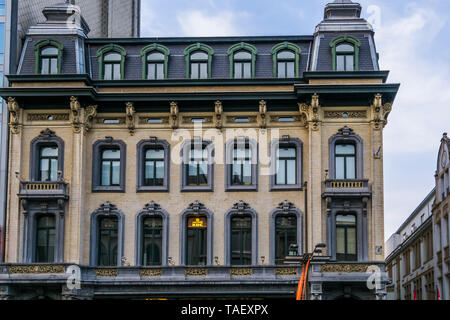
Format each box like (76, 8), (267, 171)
(92, 138), (126, 192)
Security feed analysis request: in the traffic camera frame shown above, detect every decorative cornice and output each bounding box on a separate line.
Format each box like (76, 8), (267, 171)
(337, 126), (354, 136)
(38, 128), (57, 139)
(370, 93), (392, 130)
(141, 201), (162, 214)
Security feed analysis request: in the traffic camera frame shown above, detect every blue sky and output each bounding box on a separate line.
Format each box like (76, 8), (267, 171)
(140, 0), (450, 240)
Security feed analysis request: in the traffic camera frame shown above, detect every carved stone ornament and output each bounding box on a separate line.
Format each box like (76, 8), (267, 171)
(275, 268), (298, 276)
(170, 101), (179, 129)
(96, 201), (118, 215)
(258, 100), (267, 129)
(9, 265), (65, 274)
(214, 101), (223, 130)
(277, 200), (296, 214)
(185, 268), (207, 277)
(232, 200), (251, 213)
(69, 96), (82, 133)
(298, 93), (321, 131)
(140, 269), (163, 277)
(126, 102), (136, 135)
(230, 268), (253, 276)
(187, 200), (206, 213)
(95, 269), (117, 277)
(7, 97), (21, 134)
(141, 201), (162, 215)
(320, 264), (371, 273)
(84, 105), (98, 133)
(371, 93), (392, 130)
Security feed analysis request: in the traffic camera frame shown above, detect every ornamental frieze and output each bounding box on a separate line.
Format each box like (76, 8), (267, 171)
(320, 264), (371, 273)
(230, 268), (253, 276)
(275, 268), (298, 276)
(95, 268), (117, 277)
(138, 116), (169, 124)
(140, 269), (163, 277)
(324, 111), (367, 119)
(27, 113), (69, 121)
(185, 268), (207, 277)
(9, 265), (65, 274)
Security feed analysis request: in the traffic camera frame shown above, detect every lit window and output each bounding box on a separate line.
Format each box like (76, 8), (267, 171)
(186, 216), (208, 265)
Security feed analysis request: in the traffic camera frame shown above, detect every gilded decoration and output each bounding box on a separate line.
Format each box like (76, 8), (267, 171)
(320, 264), (371, 273)
(275, 268), (298, 276)
(125, 102), (136, 135)
(27, 113), (69, 121)
(9, 265), (65, 274)
(230, 268), (253, 276)
(258, 100), (267, 129)
(140, 269), (163, 277)
(298, 93), (321, 131)
(170, 101), (179, 129)
(95, 269), (118, 277)
(7, 97), (21, 134)
(214, 101), (223, 130)
(69, 96), (82, 133)
(185, 268), (207, 277)
(324, 111), (367, 119)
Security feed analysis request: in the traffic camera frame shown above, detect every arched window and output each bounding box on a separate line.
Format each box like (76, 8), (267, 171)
(269, 137), (303, 191)
(275, 215), (297, 264)
(141, 44), (170, 80)
(97, 44), (126, 80)
(335, 143), (356, 180)
(35, 215), (56, 263)
(181, 139), (214, 192)
(228, 42), (257, 79)
(186, 215), (208, 265)
(272, 42), (301, 78)
(335, 43), (355, 71)
(330, 35), (361, 71)
(98, 216), (118, 266)
(142, 216), (162, 266)
(184, 43), (214, 79)
(92, 138), (126, 192)
(38, 145), (59, 182)
(34, 39), (63, 75)
(225, 138), (258, 191)
(336, 214), (357, 261)
(137, 138), (170, 192)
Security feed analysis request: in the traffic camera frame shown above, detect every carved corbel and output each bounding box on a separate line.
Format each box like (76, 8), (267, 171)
(214, 101), (223, 130)
(7, 97), (21, 134)
(84, 105), (97, 133)
(298, 93), (321, 131)
(371, 94), (392, 130)
(69, 96), (82, 133)
(125, 102), (136, 135)
(258, 100), (267, 129)
(170, 101), (179, 129)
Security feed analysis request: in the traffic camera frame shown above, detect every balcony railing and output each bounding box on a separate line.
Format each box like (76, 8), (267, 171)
(323, 179), (371, 197)
(18, 180), (69, 200)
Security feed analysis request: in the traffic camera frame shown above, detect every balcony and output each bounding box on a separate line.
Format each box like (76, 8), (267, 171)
(322, 179), (371, 198)
(18, 181), (69, 201)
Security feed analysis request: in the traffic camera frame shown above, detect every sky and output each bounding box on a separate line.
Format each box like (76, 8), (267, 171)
(140, 0), (450, 241)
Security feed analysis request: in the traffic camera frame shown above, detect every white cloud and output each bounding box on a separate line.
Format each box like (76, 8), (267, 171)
(177, 10), (245, 37)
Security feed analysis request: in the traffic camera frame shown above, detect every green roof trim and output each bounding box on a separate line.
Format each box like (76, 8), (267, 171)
(227, 42), (258, 79)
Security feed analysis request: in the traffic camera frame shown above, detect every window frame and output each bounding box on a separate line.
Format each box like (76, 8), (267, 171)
(269, 137), (303, 191)
(92, 139), (126, 192)
(34, 214), (57, 263)
(141, 44), (170, 80)
(184, 43), (214, 79)
(330, 35), (361, 72)
(335, 213), (358, 262)
(227, 42), (257, 79)
(136, 138), (170, 192)
(97, 44), (127, 80)
(34, 39), (64, 75)
(225, 138), (258, 191)
(328, 127), (363, 180)
(271, 42), (301, 78)
(180, 139), (214, 192)
(335, 143), (357, 180)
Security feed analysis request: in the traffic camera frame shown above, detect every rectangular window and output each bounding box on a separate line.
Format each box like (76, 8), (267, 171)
(148, 63), (164, 80)
(232, 145), (252, 185)
(335, 144), (356, 179)
(144, 148), (165, 186)
(142, 217), (162, 266)
(101, 149), (121, 186)
(191, 62), (208, 79)
(336, 214), (357, 261)
(186, 216), (207, 265)
(39, 146), (58, 182)
(186, 146), (208, 186)
(276, 147), (297, 185)
(231, 216), (252, 265)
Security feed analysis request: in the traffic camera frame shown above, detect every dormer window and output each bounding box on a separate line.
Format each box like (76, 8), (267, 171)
(272, 42), (301, 78)
(228, 43), (257, 79)
(330, 35), (361, 72)
(190, 51), (208, 79)
(35, 39), (64, 75)
(141, 44), (170, 80)
(97, 44), (127, 80)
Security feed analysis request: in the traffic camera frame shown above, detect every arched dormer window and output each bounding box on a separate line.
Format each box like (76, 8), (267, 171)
(97, 44), (127, 80)
(330, 35), (361, 71)
(34, 39), (64, 75)
(272, 42), (301, 78)
(141, 44), (170, 80)
(227, 43), (257, 79)
(184, 43), (214, 79)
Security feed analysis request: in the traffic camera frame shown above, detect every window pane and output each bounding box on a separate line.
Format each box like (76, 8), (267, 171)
(278, 147), (295, 158)
(198, 162), (208, 184)
(234, 51), (251, 60)
(40, 159), (49, 181)
(103, 149), (120, 159)
(50, 159), (58, 181)
(41, 146), (58, 157)
(286, 160), (296, 185)
(346, 55), (354, 71)
(191, 62), (199, 79)
(243, 162), (252, 184)
(113, 63), (121, 80)
(336, 227), (345, 255)
(146, 148), (164, 159)
(148, 52), (164, 60)
(41, 58), (49, 74)
(156, 63), (164, 79)
(49, 58), (58, 74)
(145, 161), (154, 179)
(42, 46), (58, 55)
(277, 62), (285, 78)
(347, 228), (357, 254)
(101, 162), (111, 186)
(199, 63), (207, 79)
(336, 55), (345, 71)
(104, 64), (112, 80)
(277, 50), (295, 59)
(243, 62), (251, 78)
(336, 43), (354, 52)
(155, 161), (164, 180)
(111, 161), (120, 185)
(232, 162), (242, 184)
(276, 160), (286, 185)
(346, 156), (356, 179)
(148, 63), (156, 80)
(286, 62), (295, 77)
(336, 144), (355, 155)
(335, 157), (345, 179)
(104, 53), (121, 61)
(234, 62), (242, 79)
(191, 51), (208, 60)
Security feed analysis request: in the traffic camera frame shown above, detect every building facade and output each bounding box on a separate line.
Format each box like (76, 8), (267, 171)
(433, 133), (450, 300)
(385, 190), (435, 300)
(0, 0), (399, 300)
